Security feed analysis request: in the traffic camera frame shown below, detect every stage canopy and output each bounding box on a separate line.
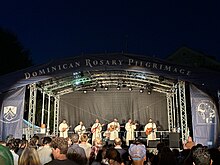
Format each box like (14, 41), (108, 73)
(0, 53), (219, 147)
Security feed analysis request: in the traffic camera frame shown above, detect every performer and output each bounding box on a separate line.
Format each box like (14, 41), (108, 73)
(144, 118), (157, 145)
(91, 119), (102, 143)
(125, 119), (136, 146)
(107, 118), (120, 140)
(59, 119), (69, 138)
(74, 121), (86, 137)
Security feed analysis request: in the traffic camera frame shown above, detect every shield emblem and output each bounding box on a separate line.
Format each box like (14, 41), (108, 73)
(3, 106), (17, 121)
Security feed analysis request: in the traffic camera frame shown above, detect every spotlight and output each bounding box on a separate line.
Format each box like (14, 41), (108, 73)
(128, 87), (132, 91)
(93, 88), (97, 91)
(147, 90), (151, 95)
(83, 90), (87, 94)
(104, 87), (108, 91)
(139, 89), (144, 93)
(116, 86), (120, 90)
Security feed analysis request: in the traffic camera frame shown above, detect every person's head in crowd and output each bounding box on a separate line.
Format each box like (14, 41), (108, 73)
(29, 135), (40, 149)
(6, 134), (14, 143)
(106, 148), (122, 165)
(114, 138), (122, 147)
(16, 139), (28, 157)
(80, 133), (88, 143)
(50, 137), (68, 159)
(129, 143), (146, 164)
(42, 136), (52, 146)
(156, 142), (165, 153)
(65, 137), (72, 147)
(6, 138), (19, 152)
(192, 147), (212, 165)
(18, 147), (41, 165)
(208, 148), (220, 165)
(71, 133), (80, 144)
(0, 144), (14, 165)
(158, 146), (177, 165)
(93, 137), (103, 147)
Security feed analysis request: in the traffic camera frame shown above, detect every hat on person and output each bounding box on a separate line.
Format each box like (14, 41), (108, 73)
(128, 144), (146, 161)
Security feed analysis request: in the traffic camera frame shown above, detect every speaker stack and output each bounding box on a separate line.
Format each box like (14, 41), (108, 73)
(169, 132), (180, 148)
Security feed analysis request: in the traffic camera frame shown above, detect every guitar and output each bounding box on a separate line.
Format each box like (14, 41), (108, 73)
(61, 126), (71, 132)
(91, 124), (104, 133)
(109, 125), (118, 132)
(146, 127), (155, 135)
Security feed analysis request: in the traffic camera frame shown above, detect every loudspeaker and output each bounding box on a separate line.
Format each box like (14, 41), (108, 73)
(148, 140), (160, 148)
(169, 133), (180, 148)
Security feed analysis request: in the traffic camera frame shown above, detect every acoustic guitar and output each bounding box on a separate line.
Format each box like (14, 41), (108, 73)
(62, 126), (71, 132)
(109, 125), (118, 132)
(146, 127), (154, 135)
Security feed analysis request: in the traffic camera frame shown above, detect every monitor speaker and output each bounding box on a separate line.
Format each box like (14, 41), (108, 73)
(148, 140), (160, 148)
(169, 132), (180, 148)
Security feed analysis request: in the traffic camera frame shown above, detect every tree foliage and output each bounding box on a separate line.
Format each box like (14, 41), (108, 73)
(0, 27), (32, 75)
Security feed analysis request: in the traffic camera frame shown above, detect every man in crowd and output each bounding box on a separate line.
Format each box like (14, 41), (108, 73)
(67, 133), (87, 165)
(37, 136), (52, 164)
(91, 119), (102, 143)
(59, 119), (69, 138)
(108, 118), (120, 141)
(128, 143), (146, 165)
(46, 137), (78, 165)
(114, 138), (129, 164)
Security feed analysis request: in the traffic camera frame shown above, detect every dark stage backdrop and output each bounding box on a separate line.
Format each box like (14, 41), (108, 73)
(59, 89), (168, 131)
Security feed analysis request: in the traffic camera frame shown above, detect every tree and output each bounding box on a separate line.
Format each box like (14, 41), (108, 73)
(0, 27), (32, 75)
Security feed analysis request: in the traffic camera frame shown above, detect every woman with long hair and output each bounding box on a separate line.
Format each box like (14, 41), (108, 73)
(18, 147), (41, 165)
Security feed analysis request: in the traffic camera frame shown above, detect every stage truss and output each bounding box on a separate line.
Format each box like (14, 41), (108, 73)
(26, 70), (188, 141)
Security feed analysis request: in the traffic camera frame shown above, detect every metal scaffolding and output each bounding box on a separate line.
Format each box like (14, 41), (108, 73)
(26, 71), (189, 143)
(53, 95), (60, 136)
(178, 81), (188, 141)
(27, 83), (37, 140)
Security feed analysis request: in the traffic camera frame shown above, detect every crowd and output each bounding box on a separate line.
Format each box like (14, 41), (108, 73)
(0, 133), (220, 165)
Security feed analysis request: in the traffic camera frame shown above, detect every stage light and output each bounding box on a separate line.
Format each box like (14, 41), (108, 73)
(139, 89), (144, 93)
(104, 87), (108, 91)
(128, 87), (132, 91)
(83, 90), (87, 94)
(93, 88), (97, 91)
(117, 86), (120, 90)
(147, 90), (151, 95)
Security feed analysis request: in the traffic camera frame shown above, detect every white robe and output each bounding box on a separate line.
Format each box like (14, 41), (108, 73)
(107, 121), (120, 140)
(91, 123), (102, 143)
(59, 123), (69, 138)
(125, 122), (136, 146)
(144, 122), (157, 140)
(74, 125), (86, 136)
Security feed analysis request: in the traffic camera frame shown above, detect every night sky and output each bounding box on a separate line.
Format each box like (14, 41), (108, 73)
(0, 0), (220, 65)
